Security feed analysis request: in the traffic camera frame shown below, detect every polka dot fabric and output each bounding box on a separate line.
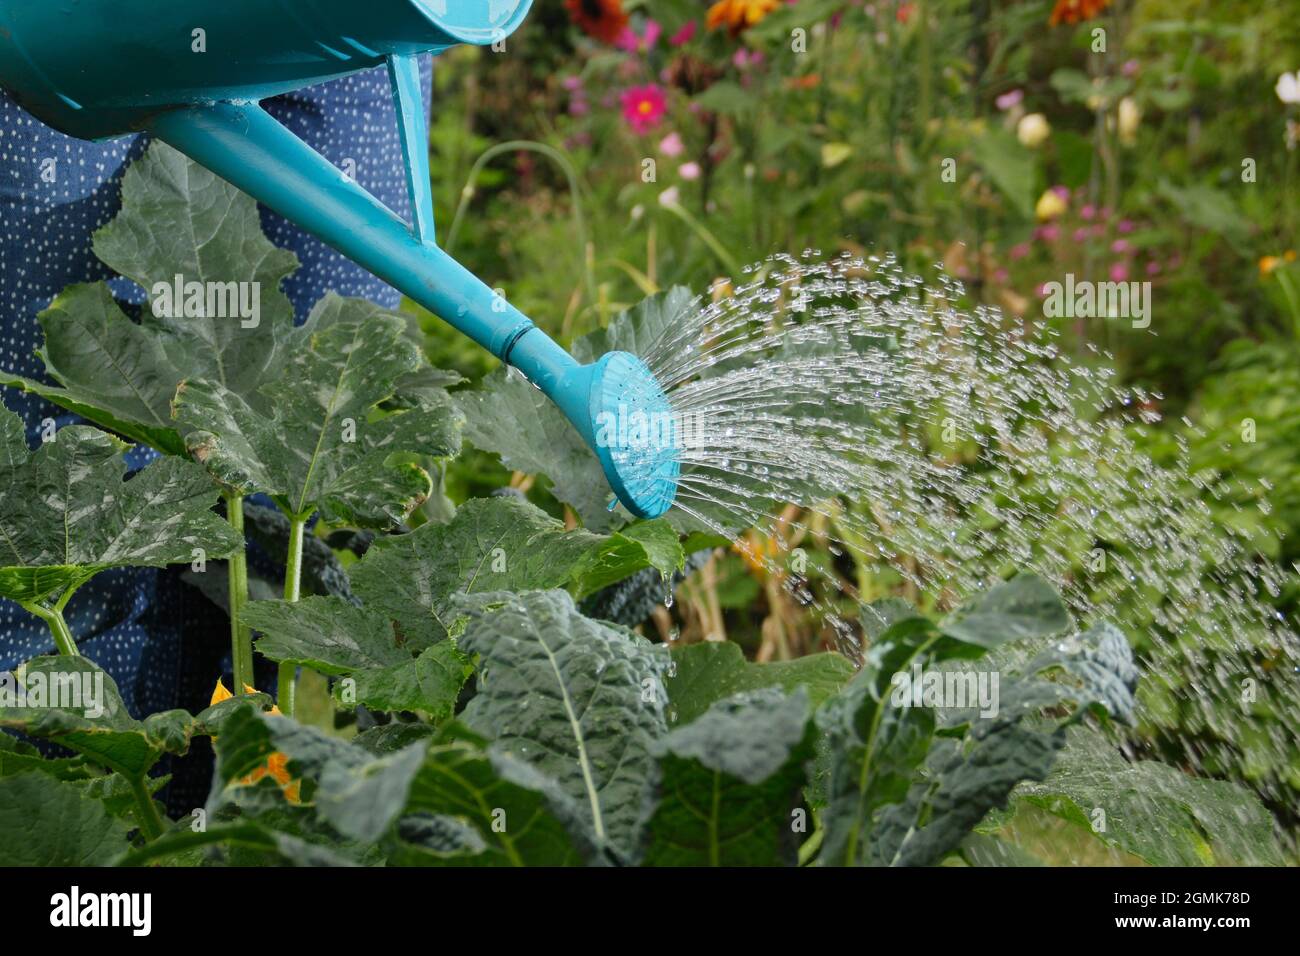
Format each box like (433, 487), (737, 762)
(1, 60), (432, 808)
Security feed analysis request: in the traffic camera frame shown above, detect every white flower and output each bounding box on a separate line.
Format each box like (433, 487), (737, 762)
(1016, 113), (1051, 148)
(1277, 72), (1300, 105)
(658, 186), (680, 207)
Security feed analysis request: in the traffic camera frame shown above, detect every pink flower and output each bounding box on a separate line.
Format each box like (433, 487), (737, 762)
(621, 84), (667, 133)
(1080, 204), (1096, 220)
(1117, 219), (1135, 234)
(1035, 223), (1061, 242)
(993, 268), (1009, 283)
(659, 186), (681, 207)
(569, 96), (590, 116)
(669, 20), (696, 46)
(617, 19), (662, 53)
(733, 48), (765, 70)
(1111, 239), (1131, 254)
(1051, 185), (1070, 201)
(562, 75), (583, 92)
(1109, 262), (1130, 282)
(1122, 59), (1140, 77)
(1146, 260), (1161, 276)
(1009, 242), (1031, 260)
(679, 161), (702, 180)
(659, 131), (685, 157)
(1073, 227), (1090, 243)
(996, 89), (1024, 111)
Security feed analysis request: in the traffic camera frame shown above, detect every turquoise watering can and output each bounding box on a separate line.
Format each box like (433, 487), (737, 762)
(0, 0), (679, 518)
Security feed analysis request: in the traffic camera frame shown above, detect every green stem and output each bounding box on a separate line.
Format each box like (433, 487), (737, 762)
(226, 494), (253, 693)
(129, 774), (165, 841)
(445, 140), (597, 310)
(658, 201), (742, 279)
(277, 515), (307, 718)
(24, 601), (79, 656)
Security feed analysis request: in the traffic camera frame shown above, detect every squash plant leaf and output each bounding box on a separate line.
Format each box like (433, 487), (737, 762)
(0, 772), (132, 866)
(242, 596), (472, 719)
(816, 576), (1135, 867)
(666, 640), (855, 725)
(643, 688), (816, 867)
(347, 495), (682, 650)
(174, 294), (463, 526)
(455, 589), (669, 861)
(1012, 724), (1286, 866)
(0, 142), (299, 456)
(0, 408), (242, 609)
(938, 572), (1071, 650)
(396, 731), (596, 867)
(0, 657), (198, 778)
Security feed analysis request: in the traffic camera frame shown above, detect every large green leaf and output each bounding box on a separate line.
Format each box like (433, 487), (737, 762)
(643, 688), (815, 866)
(397, 733), (595, 867)
(243, 596), (472, 719)
(1013, 725), (1286, 866)
(938, 573), (1070, 650)
(666, 640), (855, 726)
(175, 294), (462, 525)
(886, 724), (1064, 867)
(570, 287), (696, 364)
(0, 142), (299, 455)
(348, 495), (682, 649)
(456, 589), (669, 860)
(0, 409), (241, 607)
(817, 670), (936, 866)
(0, 657), (197, 777)
(458, 370), (615, 529)
(0, 772), (131, 865)
(819, 579), (1138, 867)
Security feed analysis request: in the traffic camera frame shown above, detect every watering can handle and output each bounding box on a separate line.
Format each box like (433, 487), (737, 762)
(148, 62), (536, 362)
(386, 53), (437, 246)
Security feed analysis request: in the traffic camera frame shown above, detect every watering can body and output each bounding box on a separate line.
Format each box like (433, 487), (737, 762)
(0, 0), (527, 139)
(0, 0), (679, 518)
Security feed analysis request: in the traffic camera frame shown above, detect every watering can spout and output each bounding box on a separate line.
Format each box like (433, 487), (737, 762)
(149, 102), (680, 519)
(0, 0), (680, 518)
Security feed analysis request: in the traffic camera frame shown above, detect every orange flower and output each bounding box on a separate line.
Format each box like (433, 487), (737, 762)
(1049, 0), (1112, 26)
(565, 0), (629, 45)
(786, 74), (822, 91)
(210, 680), (301, 803)
(707, 0), (779, 34)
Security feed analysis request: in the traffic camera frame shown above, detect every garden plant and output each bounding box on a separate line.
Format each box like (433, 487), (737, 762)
(0, 0), (1297, 882)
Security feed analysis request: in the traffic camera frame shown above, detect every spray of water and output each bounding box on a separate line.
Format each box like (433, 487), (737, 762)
(629, 251), (1299, 844)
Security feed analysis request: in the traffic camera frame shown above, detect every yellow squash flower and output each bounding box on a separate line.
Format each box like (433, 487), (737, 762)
(210, 680), (301, 803)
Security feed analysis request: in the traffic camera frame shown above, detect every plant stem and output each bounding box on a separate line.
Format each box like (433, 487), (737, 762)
(129, 775), (165, 841)
(277, 515), (307, 718)
(24, 602), (79, 656)
(226, 494), (253, 693)
(444, 140), (596, 309)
